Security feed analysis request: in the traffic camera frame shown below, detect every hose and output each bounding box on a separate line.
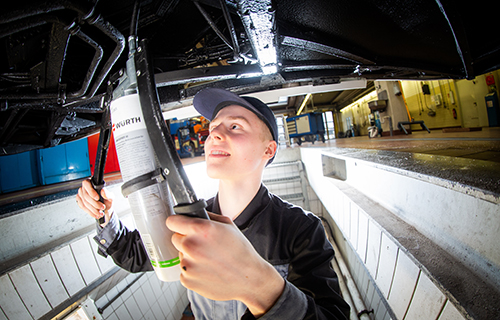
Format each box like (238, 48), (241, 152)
(320, 217), (372, 320)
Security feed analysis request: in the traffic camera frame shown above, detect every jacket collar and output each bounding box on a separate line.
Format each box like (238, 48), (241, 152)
(211, 184), (272, 230)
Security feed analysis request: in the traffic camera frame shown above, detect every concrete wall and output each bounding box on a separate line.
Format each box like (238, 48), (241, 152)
(301, 147), (499, 320)
(0, 198), (189, 320)
(0, 225), (190, 320)
(375, 81), (409, 133)
(338, 91), (377, 136)
(336, 68), (500, 135)
(95, 272), (189, 320)
(401, 79), (462, 129)
(399, 69), (500, 130)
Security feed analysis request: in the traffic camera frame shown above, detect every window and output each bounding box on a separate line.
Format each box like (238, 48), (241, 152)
(323, 111), (335, 139)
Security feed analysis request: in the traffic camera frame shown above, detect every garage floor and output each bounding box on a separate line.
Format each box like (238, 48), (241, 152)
(307, 127), (500, 163)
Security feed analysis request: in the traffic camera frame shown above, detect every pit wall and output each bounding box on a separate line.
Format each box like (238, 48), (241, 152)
(0, 162), (219, 320)
(0, 198), (189, 320)
(301, 147), (499, 320)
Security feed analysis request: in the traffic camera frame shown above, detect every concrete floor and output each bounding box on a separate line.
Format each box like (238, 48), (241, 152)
(296, 127), (500, 198)
(297, 127), (500, 163)
(1, 127), (499, 211)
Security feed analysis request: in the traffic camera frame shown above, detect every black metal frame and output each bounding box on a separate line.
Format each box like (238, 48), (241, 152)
(1, 0), (499, 155)
(135, 38), (209, 219)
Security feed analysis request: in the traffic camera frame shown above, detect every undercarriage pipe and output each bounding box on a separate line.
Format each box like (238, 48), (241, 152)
(193, 1), (234, 50)
(0, 1), (124, 103)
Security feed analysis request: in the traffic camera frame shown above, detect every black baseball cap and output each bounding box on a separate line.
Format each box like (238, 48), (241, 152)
(193, 88), (278, 164)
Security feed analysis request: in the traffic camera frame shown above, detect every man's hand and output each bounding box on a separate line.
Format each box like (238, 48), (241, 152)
(76, 179), (113, 226)
(166, 212), (285, 317)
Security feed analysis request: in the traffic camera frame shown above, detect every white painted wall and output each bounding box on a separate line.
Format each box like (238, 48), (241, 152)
(301, 147), (497, 320)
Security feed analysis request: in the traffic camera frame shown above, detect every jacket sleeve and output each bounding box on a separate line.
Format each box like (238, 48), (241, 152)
(94, 213), (153, 273)
(286, 216), (350, 320)
(254, 216), (350, 320)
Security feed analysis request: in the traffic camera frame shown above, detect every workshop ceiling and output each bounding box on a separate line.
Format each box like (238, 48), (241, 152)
(1, 0), (498, 155)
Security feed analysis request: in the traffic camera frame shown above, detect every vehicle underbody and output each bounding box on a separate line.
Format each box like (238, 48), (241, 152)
(1, 0), (498, 155)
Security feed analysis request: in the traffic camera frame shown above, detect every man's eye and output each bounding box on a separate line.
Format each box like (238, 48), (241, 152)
(231, 124), (240, 130)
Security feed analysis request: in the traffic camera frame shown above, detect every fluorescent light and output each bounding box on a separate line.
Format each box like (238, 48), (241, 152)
(340, 90), (377, 111)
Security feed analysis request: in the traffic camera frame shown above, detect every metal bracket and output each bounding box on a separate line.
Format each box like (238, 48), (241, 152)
(92, 80), (114, 224)
(134, 38), (209, 220)
(121, 168), (167, 198)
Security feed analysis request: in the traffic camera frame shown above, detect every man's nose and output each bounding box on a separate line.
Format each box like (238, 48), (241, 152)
(209, 124), (224, 140)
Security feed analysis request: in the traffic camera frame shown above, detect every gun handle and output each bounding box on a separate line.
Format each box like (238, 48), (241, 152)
(174, 200), (209, 220)
(92, 182), (106, 224)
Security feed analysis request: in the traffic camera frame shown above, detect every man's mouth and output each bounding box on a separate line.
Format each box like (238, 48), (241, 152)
(210, 150), (230, 156)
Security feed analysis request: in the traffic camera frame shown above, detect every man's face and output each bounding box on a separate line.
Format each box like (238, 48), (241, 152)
(204, 105), (275, 180)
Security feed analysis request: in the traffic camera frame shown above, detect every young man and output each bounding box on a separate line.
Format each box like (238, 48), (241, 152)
(77, 88), (350, 319)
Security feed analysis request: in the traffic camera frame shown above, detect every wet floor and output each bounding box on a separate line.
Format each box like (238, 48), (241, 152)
(297, 127), (500, 163)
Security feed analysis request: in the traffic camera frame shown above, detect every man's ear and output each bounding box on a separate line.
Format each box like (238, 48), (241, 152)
(264, 141), (277, 159)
